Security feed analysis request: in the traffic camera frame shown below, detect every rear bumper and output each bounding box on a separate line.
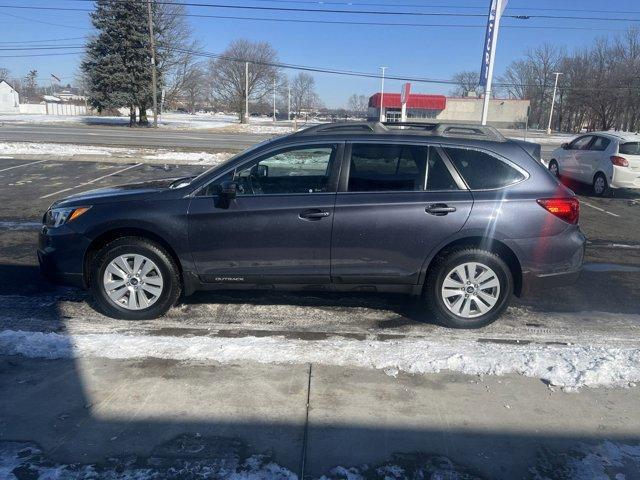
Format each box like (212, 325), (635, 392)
(511, 227), (586, 297)
(38, 225), (90, 289)
(520, 268), (582, 296)
(611, 166), (640, 189)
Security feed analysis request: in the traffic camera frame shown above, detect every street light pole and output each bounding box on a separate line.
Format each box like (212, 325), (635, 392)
(547, 72), (563, 135)
(379, 66), (387, 122)
(146, 0), (158, 128)
(273, 77), (276, 122)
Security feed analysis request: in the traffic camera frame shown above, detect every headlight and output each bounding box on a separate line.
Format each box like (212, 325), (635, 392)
(45, 206), (91, 228)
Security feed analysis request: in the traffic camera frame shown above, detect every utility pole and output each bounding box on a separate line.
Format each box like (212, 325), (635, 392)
(547, 72), (563, 135)
(273, 77), (276, 122)
(244, 62), (249, 123)
(146, 0), (158, 128)
(480, 0), (506, 126)
(379, 66), (387, 123)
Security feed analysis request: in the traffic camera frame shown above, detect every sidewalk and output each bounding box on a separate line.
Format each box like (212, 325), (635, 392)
(1, 355), (639, 479)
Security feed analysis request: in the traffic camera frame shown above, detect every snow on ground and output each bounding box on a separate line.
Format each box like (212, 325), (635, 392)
(142, 150), (233, 165)
(0, 439), (298, 480)
(0, 142), (233, 165)
(2, 438), (639, 480)
(1, 329), (639, 390)
(0, 111), (296, 133)
(530, 440), (640, 480)
(0, 142), (136, 157)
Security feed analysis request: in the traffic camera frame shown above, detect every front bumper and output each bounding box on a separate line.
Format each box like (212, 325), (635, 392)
(38, 224), (90, 288)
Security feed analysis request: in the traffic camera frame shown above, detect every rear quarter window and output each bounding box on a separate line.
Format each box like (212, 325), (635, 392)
(444, 147), (526, 190)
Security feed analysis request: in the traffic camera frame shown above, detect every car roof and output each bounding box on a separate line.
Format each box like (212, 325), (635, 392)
(588, 131), (640, 142)
(291, 121), (508, 142)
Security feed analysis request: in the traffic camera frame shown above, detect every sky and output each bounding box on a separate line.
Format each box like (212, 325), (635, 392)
(1, 0), (639, 108)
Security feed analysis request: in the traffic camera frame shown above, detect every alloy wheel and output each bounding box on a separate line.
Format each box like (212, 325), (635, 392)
(441, 262), (501, 319)
(102, 254), (164, 310)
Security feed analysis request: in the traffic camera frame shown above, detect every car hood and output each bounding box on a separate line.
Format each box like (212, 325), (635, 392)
(53, 177), (192, 207)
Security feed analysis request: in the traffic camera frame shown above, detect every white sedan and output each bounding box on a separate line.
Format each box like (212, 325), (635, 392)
(548, 131), (640, 196)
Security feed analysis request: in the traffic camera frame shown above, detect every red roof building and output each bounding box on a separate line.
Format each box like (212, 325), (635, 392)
(368, 93), (447, 110)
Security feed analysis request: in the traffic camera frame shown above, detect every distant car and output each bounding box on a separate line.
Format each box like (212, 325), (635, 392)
(548, 132), (640, 196)
(39, 122), (585, 329)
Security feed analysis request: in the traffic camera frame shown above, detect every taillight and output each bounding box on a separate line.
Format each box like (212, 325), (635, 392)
(611, 155), (629, 167)
(537, 197), (580, 224)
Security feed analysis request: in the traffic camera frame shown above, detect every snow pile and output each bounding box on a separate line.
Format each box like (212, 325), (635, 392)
(143, 150), (233, 165)
(0, 142), (234, 165)
(0, 142), (135, 157)
(0, 221), (41, 231)
(0, 439), (297, 480)
(2, 329), (640, 389)
(531, 440), (640, 479)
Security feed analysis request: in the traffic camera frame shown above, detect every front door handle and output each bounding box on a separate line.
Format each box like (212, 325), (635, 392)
(299, 209), (331, 220)
(425, 204), (457, 216)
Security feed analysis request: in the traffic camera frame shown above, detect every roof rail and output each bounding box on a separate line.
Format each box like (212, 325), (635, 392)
(294, 122), (383, 135)
(294, 121), (506, 141)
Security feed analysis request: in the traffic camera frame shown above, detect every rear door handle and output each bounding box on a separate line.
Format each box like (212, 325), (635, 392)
(425, 204), (457, 216)
(299, 209), (331, 220)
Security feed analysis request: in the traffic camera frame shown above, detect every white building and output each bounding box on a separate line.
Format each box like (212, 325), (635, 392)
(0, 80), (20, 113)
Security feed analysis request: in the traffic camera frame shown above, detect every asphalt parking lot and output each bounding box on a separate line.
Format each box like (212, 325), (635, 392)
(1, 155), (640, 478)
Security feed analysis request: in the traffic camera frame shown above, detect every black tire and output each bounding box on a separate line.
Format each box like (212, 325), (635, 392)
(90, 236), (181, 320)
(424, 248), (513, 329)
(592, 172), (610, 197)
(548, 160), (560, 178)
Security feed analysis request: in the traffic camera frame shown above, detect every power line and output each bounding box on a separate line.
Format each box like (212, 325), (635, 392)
(0, 10), (90, 30)
(0, 37), (86, 44)
(62, 0), (640, 22)
(0, 4), (632, 32)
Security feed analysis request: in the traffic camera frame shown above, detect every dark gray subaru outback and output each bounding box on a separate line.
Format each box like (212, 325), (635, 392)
(39, 122), (585, 328)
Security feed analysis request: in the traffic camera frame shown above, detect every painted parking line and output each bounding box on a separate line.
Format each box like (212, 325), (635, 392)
(580, 200), (620, 218)
(40, 163), (142, 199)
(0, 159), (47, 173)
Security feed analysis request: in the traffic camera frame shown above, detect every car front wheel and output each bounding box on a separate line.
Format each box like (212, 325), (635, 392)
(549, 160), (560, 178)
(90, 237), (181, 320)
(425, 248), (513, 329)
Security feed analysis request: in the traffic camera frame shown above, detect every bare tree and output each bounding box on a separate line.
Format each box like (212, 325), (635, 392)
(451, 70), (482, 97)
(0, 67), (9, 82)
(347, 94), (369, 116)
(290, 72), (319, 117)
(154, 0), (202, 111)
(181, 62), (206, 113)
(208, 39), (280, 123)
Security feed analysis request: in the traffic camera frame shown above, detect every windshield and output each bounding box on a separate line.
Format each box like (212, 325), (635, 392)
(619, 142), (640, 155)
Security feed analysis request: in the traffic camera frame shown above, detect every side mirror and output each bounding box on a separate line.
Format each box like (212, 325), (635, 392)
(256, 164), (269, 177)
(220, 181), (237, 200)
(215, 181), (237, 209)
(561, 143), (569, 150)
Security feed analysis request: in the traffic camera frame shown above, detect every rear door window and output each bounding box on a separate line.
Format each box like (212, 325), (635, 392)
(590, 137), (611, 151)
(348, 144), (425, 192)
(619, 142), (640, 155)
(444, 147), (525, 190)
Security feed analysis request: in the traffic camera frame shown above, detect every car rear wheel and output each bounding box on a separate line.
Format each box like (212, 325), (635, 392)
(425, 248), (513, 329)
(549, 160), (560, 178)
(593, 172), (609, 197)
(90, 237), (181, 320)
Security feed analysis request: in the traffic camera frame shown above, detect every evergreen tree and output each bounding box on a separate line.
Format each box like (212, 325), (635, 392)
(82, 0), (158, 126)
